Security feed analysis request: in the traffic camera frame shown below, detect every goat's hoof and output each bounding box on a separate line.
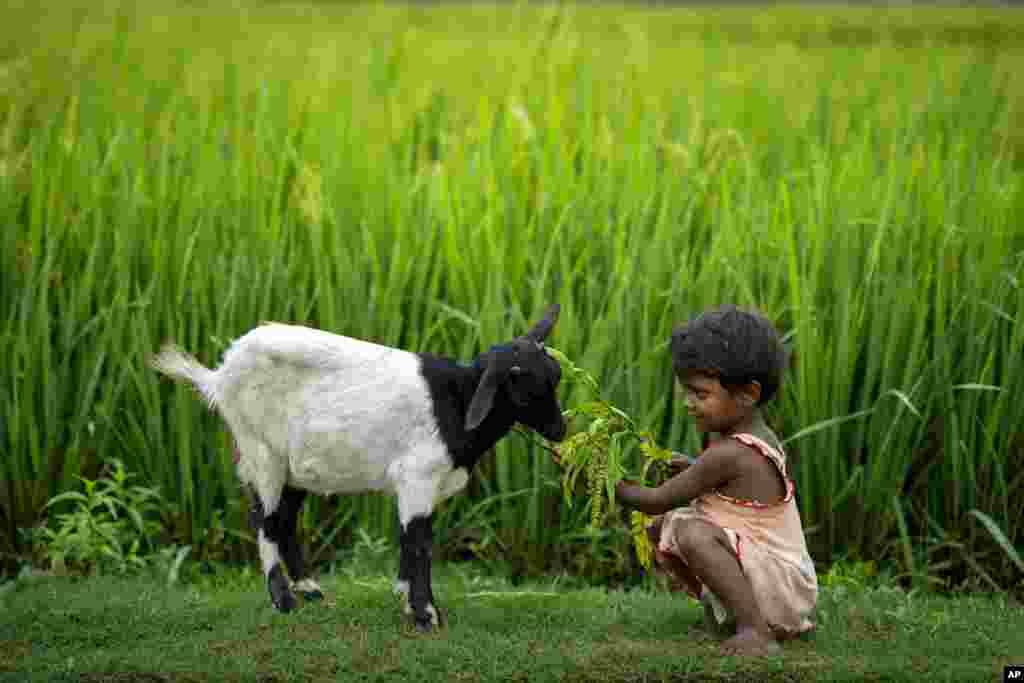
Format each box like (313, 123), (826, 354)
(415, 620), (434, 633)
(269, 576), (298, 613)
(301, 589), (324, 602)
(273, 591), (298, 613)
(268, 566), (298, 612)
(410, 603), (443, 632)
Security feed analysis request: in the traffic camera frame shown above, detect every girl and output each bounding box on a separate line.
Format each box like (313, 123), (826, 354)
(615, 305), (817, 657)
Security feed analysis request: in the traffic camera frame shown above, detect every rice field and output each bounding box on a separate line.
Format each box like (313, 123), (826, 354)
(2, 0), (1023, 589)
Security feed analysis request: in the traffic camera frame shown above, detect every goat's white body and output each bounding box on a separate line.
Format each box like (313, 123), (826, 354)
(156, 323), (468, 522)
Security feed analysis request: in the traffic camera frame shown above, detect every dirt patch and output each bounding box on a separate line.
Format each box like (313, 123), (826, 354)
(0, 640), (33, 671)
(76, 675), (195, 683)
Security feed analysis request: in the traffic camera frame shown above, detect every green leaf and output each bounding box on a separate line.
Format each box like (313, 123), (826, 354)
(952, 383), (1003, 393)
(828, 466), (863, 513)
(891, 495), (915, 577)
(101, 498), (121, 521)
(43, 492), (90, 509)
(126, 507), (147, 535)
(783, 409), (874, 446)
(605, 431), (630, 509)
(881, 389), (922, 419)
(968, 509), (1024, 574)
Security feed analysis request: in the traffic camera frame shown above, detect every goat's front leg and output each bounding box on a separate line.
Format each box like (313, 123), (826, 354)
(399, 514), (440, 632)
(391, 459), (462, 631)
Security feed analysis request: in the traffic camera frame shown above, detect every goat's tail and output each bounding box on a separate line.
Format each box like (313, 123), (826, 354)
(150, 345), (220, 408)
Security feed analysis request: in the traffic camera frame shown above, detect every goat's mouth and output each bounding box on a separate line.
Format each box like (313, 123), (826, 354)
(540, 419), (567, 443)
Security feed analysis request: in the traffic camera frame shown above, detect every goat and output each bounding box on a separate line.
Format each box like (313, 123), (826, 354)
(151, 305), (566, 630)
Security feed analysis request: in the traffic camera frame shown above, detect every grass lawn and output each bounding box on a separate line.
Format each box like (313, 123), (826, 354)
(2, 560), (1021, 682)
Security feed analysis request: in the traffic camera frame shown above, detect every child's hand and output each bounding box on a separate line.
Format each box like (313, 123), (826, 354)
(616, 479), (641, 489)
(667, 455), (695, 476)
(615, 479), (671, 515)
(615, 479), (646, 511)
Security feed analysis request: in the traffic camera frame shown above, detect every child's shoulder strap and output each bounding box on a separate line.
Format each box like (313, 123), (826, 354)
(730, 432), (788, 479)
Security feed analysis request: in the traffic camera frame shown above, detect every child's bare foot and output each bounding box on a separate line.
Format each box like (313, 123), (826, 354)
(721, 627), (780, 657)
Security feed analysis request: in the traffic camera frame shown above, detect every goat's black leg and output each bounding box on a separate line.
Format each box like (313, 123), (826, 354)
(402, 514), (441, 631)
(250, 491), (297, 613)
(276, 486), (323, 601)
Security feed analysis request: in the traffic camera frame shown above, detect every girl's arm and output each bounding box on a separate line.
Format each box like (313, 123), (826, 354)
(615, 442), (743, 515)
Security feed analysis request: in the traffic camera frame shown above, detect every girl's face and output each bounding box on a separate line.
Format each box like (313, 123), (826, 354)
(677, 370), (756, 435)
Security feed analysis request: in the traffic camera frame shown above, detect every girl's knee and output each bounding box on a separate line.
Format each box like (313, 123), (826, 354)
(675, 520), (727, 557)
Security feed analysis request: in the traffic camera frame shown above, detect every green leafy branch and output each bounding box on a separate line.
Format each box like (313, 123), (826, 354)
(518, 348), (678, 568)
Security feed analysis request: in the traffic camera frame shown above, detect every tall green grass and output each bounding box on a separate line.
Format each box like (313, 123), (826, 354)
(2, 0), (1022, 588)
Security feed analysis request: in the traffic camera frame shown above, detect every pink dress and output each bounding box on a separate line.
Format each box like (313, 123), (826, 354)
(654, 433), (817, 639)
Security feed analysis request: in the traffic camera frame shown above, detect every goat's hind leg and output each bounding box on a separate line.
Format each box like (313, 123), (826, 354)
(277, 486), (323, 601)
(241, 441), (297, 613)
(248, 494), (297, 612)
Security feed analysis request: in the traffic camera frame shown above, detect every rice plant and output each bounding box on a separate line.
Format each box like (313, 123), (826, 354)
(2, 0), (1022, 589)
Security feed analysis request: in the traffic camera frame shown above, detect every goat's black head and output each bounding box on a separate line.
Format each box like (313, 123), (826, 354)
(465, 304), (567, 442)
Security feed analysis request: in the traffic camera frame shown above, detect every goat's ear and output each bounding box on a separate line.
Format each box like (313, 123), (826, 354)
(525, 304), (561, 343)
(465, 364), (501, 431)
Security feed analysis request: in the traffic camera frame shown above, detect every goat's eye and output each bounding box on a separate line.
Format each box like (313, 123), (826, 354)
(510, 373), (532, 390)
(507, 373), (542, 403)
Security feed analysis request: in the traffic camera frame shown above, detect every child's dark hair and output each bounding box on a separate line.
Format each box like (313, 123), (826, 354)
(670, 305), (788, 404)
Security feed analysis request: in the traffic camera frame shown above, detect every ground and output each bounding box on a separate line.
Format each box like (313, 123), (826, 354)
(2, 561), (1020, 682)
